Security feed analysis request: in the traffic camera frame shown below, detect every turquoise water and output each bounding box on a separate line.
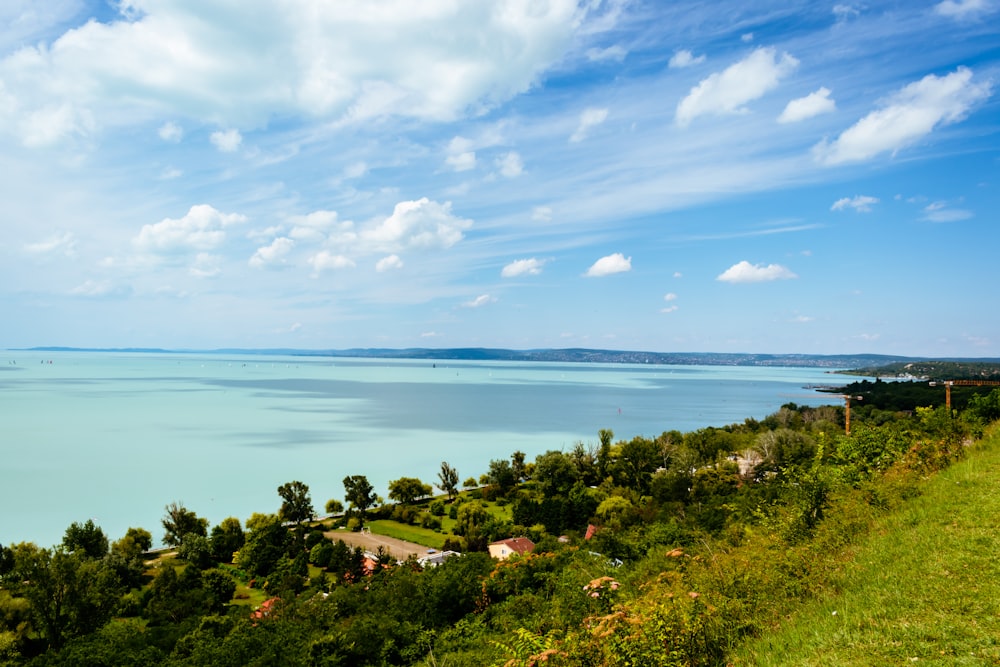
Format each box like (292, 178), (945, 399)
(0, 351), (843, 547)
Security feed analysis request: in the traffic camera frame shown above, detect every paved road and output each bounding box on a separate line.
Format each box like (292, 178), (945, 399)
(322, 527), (431, 561)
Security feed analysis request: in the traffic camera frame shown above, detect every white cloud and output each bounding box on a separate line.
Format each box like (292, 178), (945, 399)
(923, 202), (973, 222)
(343, 161), (368, 179)
(0, 1), (605, 144)
(570, 107), (609, 142)
(189, 252), (222, 279)
(288, 210), (354, 243)
(158, 121), (183, 142)
(210, 128), (242, 153)
(501, 258), (545, 277)
(741, 32), (754, 42)
(586, 45), (627, 62)
(814, 67), (992, 165)
(935, 0), (992, 17)
(362, 198), (472, 252)
(23, 231), (76, 257)
(585, 252), (631, 277)
(133, 204), (246, 254)
(249, 237), (294, 269)
(309, 250), (355, 273)
(668, 49), (705, 69)
(462, 294), (496, 308)
(676, 47), (798, 126)
(833, 4), (861, 21)
(717, 260), (797, 283)
(661, 292), (679, 313)
(831, 195), (879, 212)
(375, 254), (403, 272)
(778, 87), (836, 123)
(673, 271), (683, 278)
(446, 151), (477, 171)
(496, 151), (523, 178)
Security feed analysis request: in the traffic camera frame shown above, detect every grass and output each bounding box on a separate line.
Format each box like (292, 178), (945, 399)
(731, 427), (1000, 666)
(368, 520), (448, 550)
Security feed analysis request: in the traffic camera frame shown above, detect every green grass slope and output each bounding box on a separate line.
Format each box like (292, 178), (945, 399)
(733, 427), (1000, 666)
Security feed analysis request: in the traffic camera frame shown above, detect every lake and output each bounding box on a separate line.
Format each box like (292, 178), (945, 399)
(0, 351), (845, 547)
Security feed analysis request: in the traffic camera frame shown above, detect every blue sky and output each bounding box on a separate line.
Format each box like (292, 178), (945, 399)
(1, 0), (998, 356)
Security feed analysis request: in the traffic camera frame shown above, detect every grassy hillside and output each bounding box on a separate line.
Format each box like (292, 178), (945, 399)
(732, 426), (1000, 666)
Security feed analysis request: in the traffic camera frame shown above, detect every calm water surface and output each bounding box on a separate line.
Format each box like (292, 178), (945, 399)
(1, 352), (844, 547)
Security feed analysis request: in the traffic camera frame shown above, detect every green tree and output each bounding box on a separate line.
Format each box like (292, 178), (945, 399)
(6, 543), (124, 649)
(437, 461), (460, 500)
(161, 502), (208, 547)
(343, 475), (378, 521)
(235, 514), (292, 578)
(388, 476), (433, 505)
(111, 527), (152, 561)
(277, 480), (315, 525)
(487, 458), (517, 495)
(209, 517), (245, 563)
(62, 519), (109, 559)
(325, 498), (345, 515)
(533, 450), (579, 497)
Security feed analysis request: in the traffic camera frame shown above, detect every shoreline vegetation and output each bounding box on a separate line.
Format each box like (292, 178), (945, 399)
(3, 378), (1000, 665)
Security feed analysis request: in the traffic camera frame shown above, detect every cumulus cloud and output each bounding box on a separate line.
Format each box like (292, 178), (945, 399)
(445, 136), (477, 171)
(935, 0), (992, 17)
(676, 47), (798, 126)
(0, 1), (607, 144)
(376, 254), (404, 272)
(570, 107), (609, 142)
(831, 195), (879, 212)
(778, 87), (836, 123)
(309, 251), (355, 273)
(717, 260), (797, 283)
(813, 67), (992, 165)
(210, 128), (243, 152)
(133, 204), (247, 254)
(288, 210), (354, 243)
(496, 151), (523, 178)
(462, 294), (496, 308)
(362, 198), (472, 252)
(668, 49), (705, 69)
(249, 237), (294, 269)
(501, 258), (545, 277)
(585, 252), (631, 277)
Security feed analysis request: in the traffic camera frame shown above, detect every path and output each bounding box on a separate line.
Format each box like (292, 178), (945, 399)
(322, 527), (431, 561)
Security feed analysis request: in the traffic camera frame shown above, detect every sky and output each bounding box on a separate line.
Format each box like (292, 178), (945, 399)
(1, 0), (998, 357)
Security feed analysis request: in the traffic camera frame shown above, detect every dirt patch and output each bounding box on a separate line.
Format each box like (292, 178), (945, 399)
(322, 527), (431, 561)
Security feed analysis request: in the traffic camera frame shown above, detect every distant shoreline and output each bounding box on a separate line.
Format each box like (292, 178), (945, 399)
(12, 346), (995, 369)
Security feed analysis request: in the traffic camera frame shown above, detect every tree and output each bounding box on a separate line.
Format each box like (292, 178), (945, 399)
(487, 459), (517, 494)
(209, 517), (245, 563)
(111, 527), (152, 561)
(62, 519), (109, 559)
(325, 498), (344, 515)
(533, 450), (579, 497)
(277, 480), (315, 525)
(161, 502), (208, 547)
(511, 451), (527, 482)
(437, 461), (460, 500)
(343, 475), (378, 520)
(235, 514), (292, 578)
(388, 477), (432, 505)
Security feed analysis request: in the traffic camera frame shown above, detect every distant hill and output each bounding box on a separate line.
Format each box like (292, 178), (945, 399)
(14, 346), (956, 369)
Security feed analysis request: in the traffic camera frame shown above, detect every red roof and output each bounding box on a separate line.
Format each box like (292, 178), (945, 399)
(490, 537), (535, 555)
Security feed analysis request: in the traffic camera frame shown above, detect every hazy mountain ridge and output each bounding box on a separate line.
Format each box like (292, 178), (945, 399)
(16, 346), (972, 369)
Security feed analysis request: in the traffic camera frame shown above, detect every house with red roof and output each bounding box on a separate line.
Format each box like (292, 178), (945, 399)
(488, 537), (535, 560)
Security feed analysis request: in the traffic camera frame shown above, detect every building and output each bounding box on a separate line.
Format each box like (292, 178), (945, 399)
(488, 537), (535, 560)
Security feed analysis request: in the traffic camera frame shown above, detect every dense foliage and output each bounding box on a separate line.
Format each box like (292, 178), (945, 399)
(3, 386), (1000, 666)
